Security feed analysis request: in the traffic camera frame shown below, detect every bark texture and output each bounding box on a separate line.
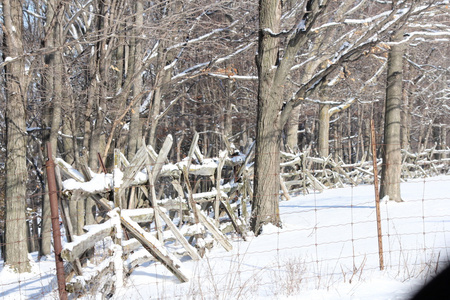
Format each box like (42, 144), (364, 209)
(251, 0), (283, 235)
(3, 0), (31, 272)
(380, 30), (404, 202)
(318, 104), (331, 157)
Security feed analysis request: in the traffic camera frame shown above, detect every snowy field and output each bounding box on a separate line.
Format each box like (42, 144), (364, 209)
(1, 175), (449, 299)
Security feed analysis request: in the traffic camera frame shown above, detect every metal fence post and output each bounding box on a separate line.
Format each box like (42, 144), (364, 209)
(45, 143), (68, 300)
(371, 120), (384, 271)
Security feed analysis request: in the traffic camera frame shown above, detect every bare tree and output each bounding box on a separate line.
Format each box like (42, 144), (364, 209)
(251, 0), (330, 234)
(250, 0), (438, 233)
(2, 0), (31, 272)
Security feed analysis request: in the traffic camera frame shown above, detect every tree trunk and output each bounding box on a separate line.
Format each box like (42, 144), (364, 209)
(3, 0), (31, 273)
(42, 0), (66, 257)
(318, 104), (330, 157)
(224, 79), (234, 146)
(380, 29), (404, 202)
(251, 0), (282, 235)
(127, 0), (144, 159)
(401, 52), (411, 150)
(148, 74), (163, 148)
(285, 105), (301, 153)
(40, 0), (59, 258)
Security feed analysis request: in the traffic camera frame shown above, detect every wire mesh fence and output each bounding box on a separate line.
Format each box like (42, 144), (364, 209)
(0, 145), (449, 299)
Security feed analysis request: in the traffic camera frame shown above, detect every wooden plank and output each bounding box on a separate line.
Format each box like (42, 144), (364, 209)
(66, 258), (114, 294)
(122, 238), (143, 254)
(194, 144), (204, 164)
(128, 186), (136, 210)
(148, 172), (164, 243)
(305, 170), (325, 192)
(57, 156), (189, 282)
(154, 206), (200, 260)
(187, 132), (199, 168)
(182, 166), (200, 224)
(120, 214), (189, 282)
(121, 208), (155, 223)
(114, 149), (122, 208)
(119, 150), (130, 167)
(120, 145), (150, 192)
(151, 135), (173, 184)
(60, 196), (83, 276)
(157, 197), (189, 211)
(78, 155), (93, 181)
(220, 200), (247, 241)
(331, 160), (356, 186)
(124, 248), (155, 274)
(197, 208), (232, 252)
(215, 150), (227, 223)
(279, 175), (291, 201)
(55, 158), (86, 182)
(61, 223), (115, 262)
(235, 141), (255, 179)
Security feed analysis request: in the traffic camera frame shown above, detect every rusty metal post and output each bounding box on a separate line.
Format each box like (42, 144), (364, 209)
(97, 152), (107, 174)
(46, 143), (68, 300)
(371, 120), (384, 271)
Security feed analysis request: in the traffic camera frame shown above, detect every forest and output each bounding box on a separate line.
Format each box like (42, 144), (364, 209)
(0, 0), (449, 282)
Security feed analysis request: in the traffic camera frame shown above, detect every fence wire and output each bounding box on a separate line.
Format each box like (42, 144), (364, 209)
(0, 153), (449, 299)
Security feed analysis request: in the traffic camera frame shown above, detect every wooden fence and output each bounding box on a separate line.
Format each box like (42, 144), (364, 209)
(55, 134), (450, 296)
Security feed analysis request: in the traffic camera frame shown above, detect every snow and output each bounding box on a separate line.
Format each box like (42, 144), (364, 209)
(344, 10), (391, 25)
(113, 167), (124, 188)
(296, 19), (306, 32)
(62, 172), (113, 193)
(62, 218), (115, 255)
(1, 175), (449, 299)
(56, 158), (85, 182)
(4, 57), (16, 63)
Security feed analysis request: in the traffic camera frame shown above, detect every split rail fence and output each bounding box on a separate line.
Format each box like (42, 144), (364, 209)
(53, 132), (450, 296)
(0, 131), (449, 298)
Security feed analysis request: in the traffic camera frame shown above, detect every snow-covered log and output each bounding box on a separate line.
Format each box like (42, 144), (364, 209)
(66, 257), (114, 294)
(61, 222), (115, 262)
(121, 208), (155, 223)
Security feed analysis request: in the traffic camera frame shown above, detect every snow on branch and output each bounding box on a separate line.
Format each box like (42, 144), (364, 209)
(262, 28), (292, 37)
(304, 98), (342, 106)
(143, 41), (160, 63)
(215, 42), (256, 64)
(206, 73), (257, 81)
(167, 19), (241, 51)
(63, 0), (94, 38)
(155, 94), (185, 122)
(344, 0), (368, 16)
(24, 9), (46, 20)
(391, 31), (450, 46)
(328, 97), (356, 116)
(344, 10), (391, 25)
(171, 42), (255, 81)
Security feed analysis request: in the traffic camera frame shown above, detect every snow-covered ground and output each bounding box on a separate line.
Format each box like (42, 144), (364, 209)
(1, 175), (449, 299)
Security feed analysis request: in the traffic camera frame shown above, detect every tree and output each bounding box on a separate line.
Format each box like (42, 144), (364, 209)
(251, 0), (330, 234)
(126, 0), (144, 159)
(250, 0), (434, 233)
(380, 27), (405, 203)
(2, 0), (31, 272)
(251, 0), (283, 234)
(40, 0), (66, 258)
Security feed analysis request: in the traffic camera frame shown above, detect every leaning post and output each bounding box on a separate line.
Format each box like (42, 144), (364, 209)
(46, 143), (68, 299)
